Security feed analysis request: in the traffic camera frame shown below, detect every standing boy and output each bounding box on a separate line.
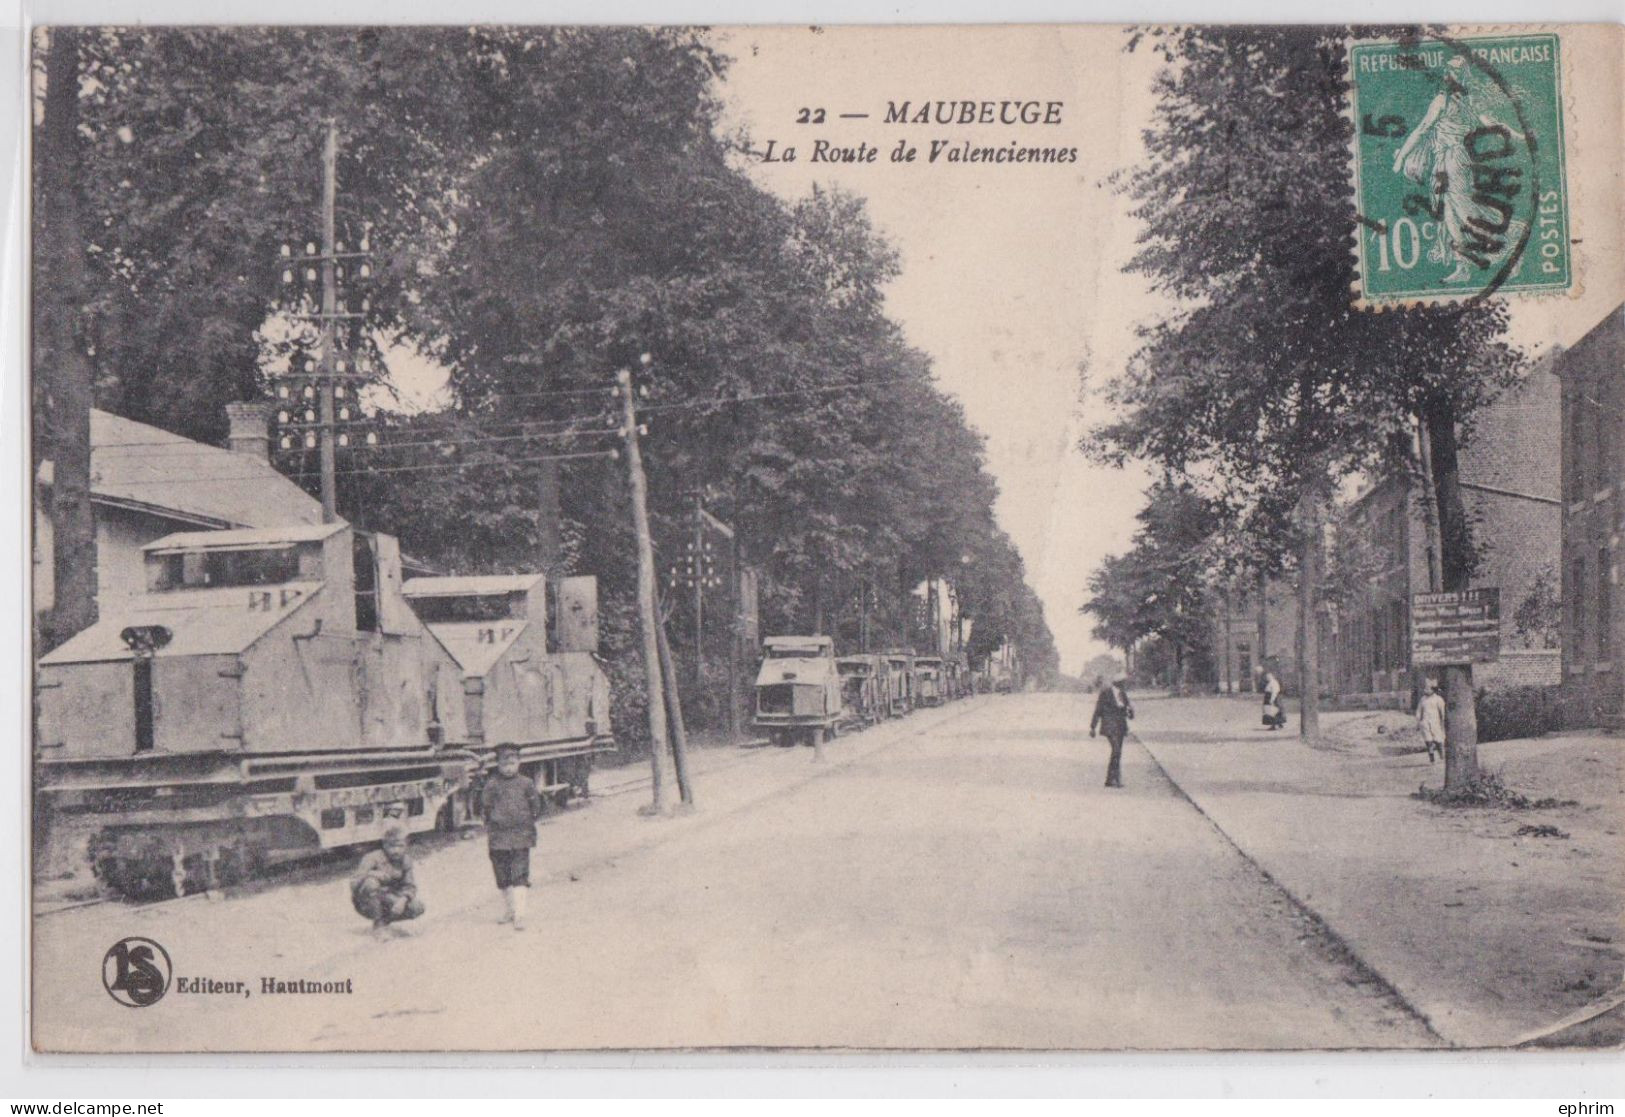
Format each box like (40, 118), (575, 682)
(350, 826), (425, 939)
(479, 743), (543, 930)
(1416, 677), (1447, 763)
(1089, 674), (1134, 789)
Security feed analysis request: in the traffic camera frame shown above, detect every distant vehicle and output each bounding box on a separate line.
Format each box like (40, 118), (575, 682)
(882, 648), (916, 716)
(836, 654), (887, 727)
(915, 655), (945, 706)
(754, 635), (844, 747)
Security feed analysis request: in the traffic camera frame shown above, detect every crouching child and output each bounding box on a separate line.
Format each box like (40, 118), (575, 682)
(479, 742), (543, 930)
(350, 825), (425, 938)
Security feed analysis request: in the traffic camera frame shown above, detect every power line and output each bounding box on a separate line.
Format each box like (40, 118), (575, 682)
(635, 375), (925, 414)
(98, 448), (618, 487)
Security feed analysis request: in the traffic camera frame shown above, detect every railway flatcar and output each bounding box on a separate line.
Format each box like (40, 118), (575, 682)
(35, 520), (612, 899)
(402, 573), (613, 817)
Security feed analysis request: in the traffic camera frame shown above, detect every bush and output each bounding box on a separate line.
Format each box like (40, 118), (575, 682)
(1475, 684), (1561, 743)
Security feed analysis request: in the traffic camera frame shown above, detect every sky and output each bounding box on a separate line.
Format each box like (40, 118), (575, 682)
(387, 24), (1621, 677)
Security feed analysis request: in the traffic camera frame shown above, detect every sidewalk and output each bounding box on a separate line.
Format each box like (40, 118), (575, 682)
(1131, 696), (1625, 1048)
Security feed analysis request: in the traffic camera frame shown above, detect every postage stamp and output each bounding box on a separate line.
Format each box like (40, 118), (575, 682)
(1348, 33), (1571, 306)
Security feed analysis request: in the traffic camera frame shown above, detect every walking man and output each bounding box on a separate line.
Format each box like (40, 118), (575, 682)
(1089, 674), (1134, 788)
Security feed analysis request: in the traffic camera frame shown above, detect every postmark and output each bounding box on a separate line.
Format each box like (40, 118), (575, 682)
(1348, 32), (1571, 306)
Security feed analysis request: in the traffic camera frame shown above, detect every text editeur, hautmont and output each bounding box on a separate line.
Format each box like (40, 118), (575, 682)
(884, 100), (1064, 125)
(261, 977), (354, 994)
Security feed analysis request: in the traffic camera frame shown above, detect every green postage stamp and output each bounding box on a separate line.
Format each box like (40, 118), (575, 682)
(1348, 33), (1571, 306)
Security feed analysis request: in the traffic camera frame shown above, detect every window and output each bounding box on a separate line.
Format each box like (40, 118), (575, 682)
(1596, 377), (1615, 495)
(1392, 598), (1409, 669)
(1599, 547), (1613, 662)
(161, 546), (299, 590)
(1572, 557), (1588, 661)
(1573, 392), (1591, 500)
(411, 593), (515, 624)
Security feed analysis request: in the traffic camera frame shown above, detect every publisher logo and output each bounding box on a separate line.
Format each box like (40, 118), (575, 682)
(102, 937), (171, 1008)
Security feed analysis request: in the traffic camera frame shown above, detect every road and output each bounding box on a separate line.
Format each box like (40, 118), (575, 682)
(33, 693), (1437, 1052)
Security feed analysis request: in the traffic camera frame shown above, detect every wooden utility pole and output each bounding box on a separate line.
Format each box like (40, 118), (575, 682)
(618, 364), (677, 814)
(655, 617), (694, 806)
(723, 520), (741, 742)
(691, 492), (706, 692)
(317, 121), (340, 523)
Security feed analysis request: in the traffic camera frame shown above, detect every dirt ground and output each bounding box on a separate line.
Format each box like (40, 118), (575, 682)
(1134, 695), (1625, 1048)
(34, 693), (1438, 1052)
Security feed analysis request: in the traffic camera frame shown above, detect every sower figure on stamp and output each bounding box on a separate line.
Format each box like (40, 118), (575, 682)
(480, 742), (543, 931)
(350, 825), (425, 939)
(1089, 674), (1134, 789)
(1392, 55), (1528, 285)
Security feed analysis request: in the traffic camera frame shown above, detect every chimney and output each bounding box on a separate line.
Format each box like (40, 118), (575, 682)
(225, 401), (271, 461)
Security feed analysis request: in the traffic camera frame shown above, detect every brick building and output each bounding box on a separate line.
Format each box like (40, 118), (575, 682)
(1325, 360), (1562, 704)
(1555, 304), (1625, 725)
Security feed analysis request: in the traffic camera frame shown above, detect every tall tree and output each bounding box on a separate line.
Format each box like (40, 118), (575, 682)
(34, 28), (98, 650)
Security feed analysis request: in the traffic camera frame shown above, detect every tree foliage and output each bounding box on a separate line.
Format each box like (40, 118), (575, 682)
(1082, 479), (1221, 677)
(37, 27), (1060, 745)
(1089, 26), (1523, 577)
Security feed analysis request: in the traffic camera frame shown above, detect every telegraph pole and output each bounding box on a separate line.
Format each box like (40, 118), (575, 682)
(317, 122), (339, 522)
(618, 363), (677, 814)
(692, 492), (705, 692)
(274, 121), (376, 516)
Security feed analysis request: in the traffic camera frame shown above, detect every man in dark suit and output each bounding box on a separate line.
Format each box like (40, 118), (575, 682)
(1089, 675), (1134, 788)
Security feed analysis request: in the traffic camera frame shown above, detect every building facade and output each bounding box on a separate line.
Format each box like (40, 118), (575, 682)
(1326, 361), (1563, 705)
(1212, 576), (1300, 694)
(1556, 304), (1625, 725)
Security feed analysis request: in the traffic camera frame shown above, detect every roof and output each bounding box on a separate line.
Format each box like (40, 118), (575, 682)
(39, 583), (324, 665)
(423, 621), (530, 677)
(144, 522), (345, 554)
(42, 410), (324, 531)
(402, 574), (545, 599)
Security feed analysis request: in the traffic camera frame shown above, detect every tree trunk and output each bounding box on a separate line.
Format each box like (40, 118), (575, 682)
(1297, 516), (1321, 741)
(1424, 399), (1479, 788)
(37, 28), (98, 652)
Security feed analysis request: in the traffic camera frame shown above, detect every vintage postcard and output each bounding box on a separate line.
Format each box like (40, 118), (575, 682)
(26, 23), (1624, 1054)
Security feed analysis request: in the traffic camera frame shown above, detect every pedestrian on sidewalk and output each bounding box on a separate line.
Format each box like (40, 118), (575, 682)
(1089, 674), (1134, 788)
(1259, 665), (1287, 731)
(350, 826), (424, 940)
(479, 743), (543, 931)
(1416, 677), (1447, 763)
